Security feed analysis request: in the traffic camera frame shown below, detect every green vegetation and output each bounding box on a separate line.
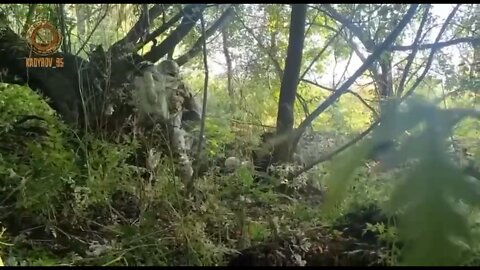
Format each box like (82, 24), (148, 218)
(1, 3), (480, 266)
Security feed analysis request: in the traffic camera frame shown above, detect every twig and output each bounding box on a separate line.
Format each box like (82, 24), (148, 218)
(292, 5), (461, 177)
(402, 4), (461, 100)
(298, 26), (344, 81)
(137, 8), (183, 50)
(122, 4), (169, 45)
(396, 5), (431, 97)
(334, 49), (353, 89)
(291, 119), (380, 178)
(300, 78), (379, 118)
(236, 14), (283, 79)
(230, 119), (276, 129)
(75, 5), (110, 56)
(390, 37), (480, 51)
(319, 4), (375, 50)
(175, 5), (236, 66)
(144, 4), (206, 62)
(296, 93), (310, 119)
(292, 5), (419, 148)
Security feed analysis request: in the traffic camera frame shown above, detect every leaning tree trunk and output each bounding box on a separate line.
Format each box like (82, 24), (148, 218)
(0, 4), (234, 137)
(221, 27), (234, 102)
(273, 4), (307, 163)
(0, 16), (84, 126)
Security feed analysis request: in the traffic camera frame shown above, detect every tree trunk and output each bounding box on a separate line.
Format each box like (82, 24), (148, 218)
(21, 4), (37, 37)
(379, 55), (393, 99)
(0, 5), (235, 135)
(474, 5), (480, 77)
(273, 4), (307, 163)
(75, 4), (86, 37)
(221, 27), (234, 100)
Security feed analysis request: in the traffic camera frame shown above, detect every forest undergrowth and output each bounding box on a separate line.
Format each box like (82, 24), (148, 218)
(1, 83), (480, 266)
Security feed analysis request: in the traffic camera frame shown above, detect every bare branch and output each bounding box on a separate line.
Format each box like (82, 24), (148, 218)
(304, 9), (321, 38)
(230, 119), (276, 129)
(299, 26), (343, 81)
(144, 4), (206, 62)
(237, 14), (284, 79)
(396, 5), (431, 97)
(296, 93), (310, 119)
(335, 49), (354, 88)
(300, 79), (379, 118)
(121, 4), (171, 46)
(402, 4), (461, 100)
(75, 5), (110, 56)
(292, 119), (380, 178)
(137, 8), (184, 50)
(319, 4), (375, 50)
(292, 5), (419, 147)
(175, 6), (235, 66)
(390, 37), (480, 51)
(144, 4), (207, 63)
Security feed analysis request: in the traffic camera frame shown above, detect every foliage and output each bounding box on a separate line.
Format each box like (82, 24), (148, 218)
(321, 98), (480, 265)
(1, 3), (480, 267)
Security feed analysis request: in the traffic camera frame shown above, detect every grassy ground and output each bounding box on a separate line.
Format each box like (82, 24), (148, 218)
(2, 83), (476, 266)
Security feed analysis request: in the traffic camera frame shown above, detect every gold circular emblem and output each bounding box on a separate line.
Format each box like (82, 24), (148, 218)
(26, 21), (62, 56)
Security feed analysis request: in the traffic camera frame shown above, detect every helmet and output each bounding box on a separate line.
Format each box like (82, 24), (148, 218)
(157, 60), (180, 77)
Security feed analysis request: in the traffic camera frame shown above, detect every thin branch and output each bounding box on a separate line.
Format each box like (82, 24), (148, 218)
(137, 8), (184, 50)
(390, 37), (480, 51)
(292, 5), (419, 147)
(335, 49), (353, 88)
(435, 88), (464, 103)
(296, 92), (310, 119)
(237, 14), (284, 79)
(316, 10), (383, 96)
(144, 4), (207, 63)
(310, 22), (340, 34)
(343, 28), (382, 94)
(319, 4), (375, 50)
(300, 78), (379, 118)
(402, 4), (461, 100)
(75, 5), (109, 56)
(175, 5), (235, 66)
(304, 10), (320, 38)
(121, 4), (170, 45)
(291, 119), (380, 178)
(230, 119), (276, 129)
(402, 57), (428, 90)
(396, 5), (431, 97)
(299, 26), (343, 81)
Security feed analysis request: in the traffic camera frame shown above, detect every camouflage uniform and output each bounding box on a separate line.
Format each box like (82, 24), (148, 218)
(129, 60), (200, 183)
(159, 60), (201, 182)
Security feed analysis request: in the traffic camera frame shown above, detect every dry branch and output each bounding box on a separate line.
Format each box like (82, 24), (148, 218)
(292, 5), (419, 148)
(176, 6), (236, 66)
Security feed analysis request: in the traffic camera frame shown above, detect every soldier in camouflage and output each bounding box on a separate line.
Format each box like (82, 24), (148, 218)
(157, 60), (201, 183)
